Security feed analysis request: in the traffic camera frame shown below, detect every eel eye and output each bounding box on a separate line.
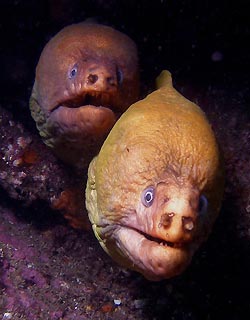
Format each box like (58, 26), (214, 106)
(198, 195), (208, 215)
(141, 187), (155, 207)
(69, 65), (78, 79)
(116, 68), (123, 85)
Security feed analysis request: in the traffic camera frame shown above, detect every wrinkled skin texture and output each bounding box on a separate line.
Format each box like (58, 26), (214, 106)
(86, 71), (224, 281)
(30, 22), (139, 168)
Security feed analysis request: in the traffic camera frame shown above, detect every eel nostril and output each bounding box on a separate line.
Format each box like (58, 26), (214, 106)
(107, 76), (116, 86)
(158, 212), (175, 229)
(182, 217), (194, 231)
(88, 74), (98, 84)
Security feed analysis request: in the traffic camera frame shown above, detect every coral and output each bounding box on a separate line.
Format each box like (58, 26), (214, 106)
(0, 107), (88, 227)
(52, 188), (91, 230)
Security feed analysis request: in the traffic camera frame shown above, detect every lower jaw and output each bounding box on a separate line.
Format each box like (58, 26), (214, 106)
(112, 226), (193, 281)
(144, 233), (178, 248)
(48, 105), (117, 137)
(138, 229), (188, 249)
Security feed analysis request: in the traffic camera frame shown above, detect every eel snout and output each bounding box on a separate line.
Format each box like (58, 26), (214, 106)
(108, 187), (205, 280)
(151, 195), (201, 246)
(80, 61), (123, 94)
(53, 58), (124, 112)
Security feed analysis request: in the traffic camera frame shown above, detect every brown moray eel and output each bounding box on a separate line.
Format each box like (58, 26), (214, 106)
(29, 22), (139, 168)
(86, 71), (224, 281)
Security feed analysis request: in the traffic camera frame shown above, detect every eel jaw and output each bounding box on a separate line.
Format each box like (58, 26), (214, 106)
(48, 89), (122, 138)
(52, 90), (121, 114)
(40, 90), (119, 167)
(110, 226), (196, 281)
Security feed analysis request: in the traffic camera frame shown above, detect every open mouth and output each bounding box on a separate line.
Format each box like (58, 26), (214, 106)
(122, 226), (184, 249)
(52, 91), (118, 113)
(111, 225), (192, 280)
(142, 232), (183, 249)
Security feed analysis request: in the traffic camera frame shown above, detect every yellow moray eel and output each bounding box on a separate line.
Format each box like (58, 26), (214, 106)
(29, 22), (139, 168)
(86, 70), (224, 281)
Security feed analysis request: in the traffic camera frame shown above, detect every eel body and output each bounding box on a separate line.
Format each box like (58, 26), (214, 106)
(30, 22), (139, 168)
(86, 70), (224, 281)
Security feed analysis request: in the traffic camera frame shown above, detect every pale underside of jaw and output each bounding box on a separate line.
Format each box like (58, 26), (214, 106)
(45, 90), (119, 138)
(113, 226), (194, 281)
(46, 90), (119, 137)
(49, 105), (116, 137)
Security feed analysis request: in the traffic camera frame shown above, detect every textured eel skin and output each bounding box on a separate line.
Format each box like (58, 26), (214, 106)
(86, 70), (224, 281)
(29, 22), (139, 168)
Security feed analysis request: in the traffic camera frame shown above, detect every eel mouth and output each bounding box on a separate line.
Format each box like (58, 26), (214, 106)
(47, 90), (118, 141)
(51, 91), (120, 114)
(134, 229), (187, 249)
(143, 232), (184, 249)
(113, 226), (192, 280)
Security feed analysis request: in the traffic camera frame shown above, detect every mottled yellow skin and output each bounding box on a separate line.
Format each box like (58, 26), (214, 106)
(86, 71), (224, 281)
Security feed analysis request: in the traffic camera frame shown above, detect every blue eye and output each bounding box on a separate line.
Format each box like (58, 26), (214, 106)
(69, 65), (77, 79)
(198, 195), (208, 215)
(141, 187), (155, 207)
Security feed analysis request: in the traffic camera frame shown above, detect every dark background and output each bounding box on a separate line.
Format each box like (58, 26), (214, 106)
(0, 0), (249, 107)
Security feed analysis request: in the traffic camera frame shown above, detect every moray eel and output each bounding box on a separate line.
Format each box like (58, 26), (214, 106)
(86, 70), (224, 281)
(29, 22), (139, 168)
